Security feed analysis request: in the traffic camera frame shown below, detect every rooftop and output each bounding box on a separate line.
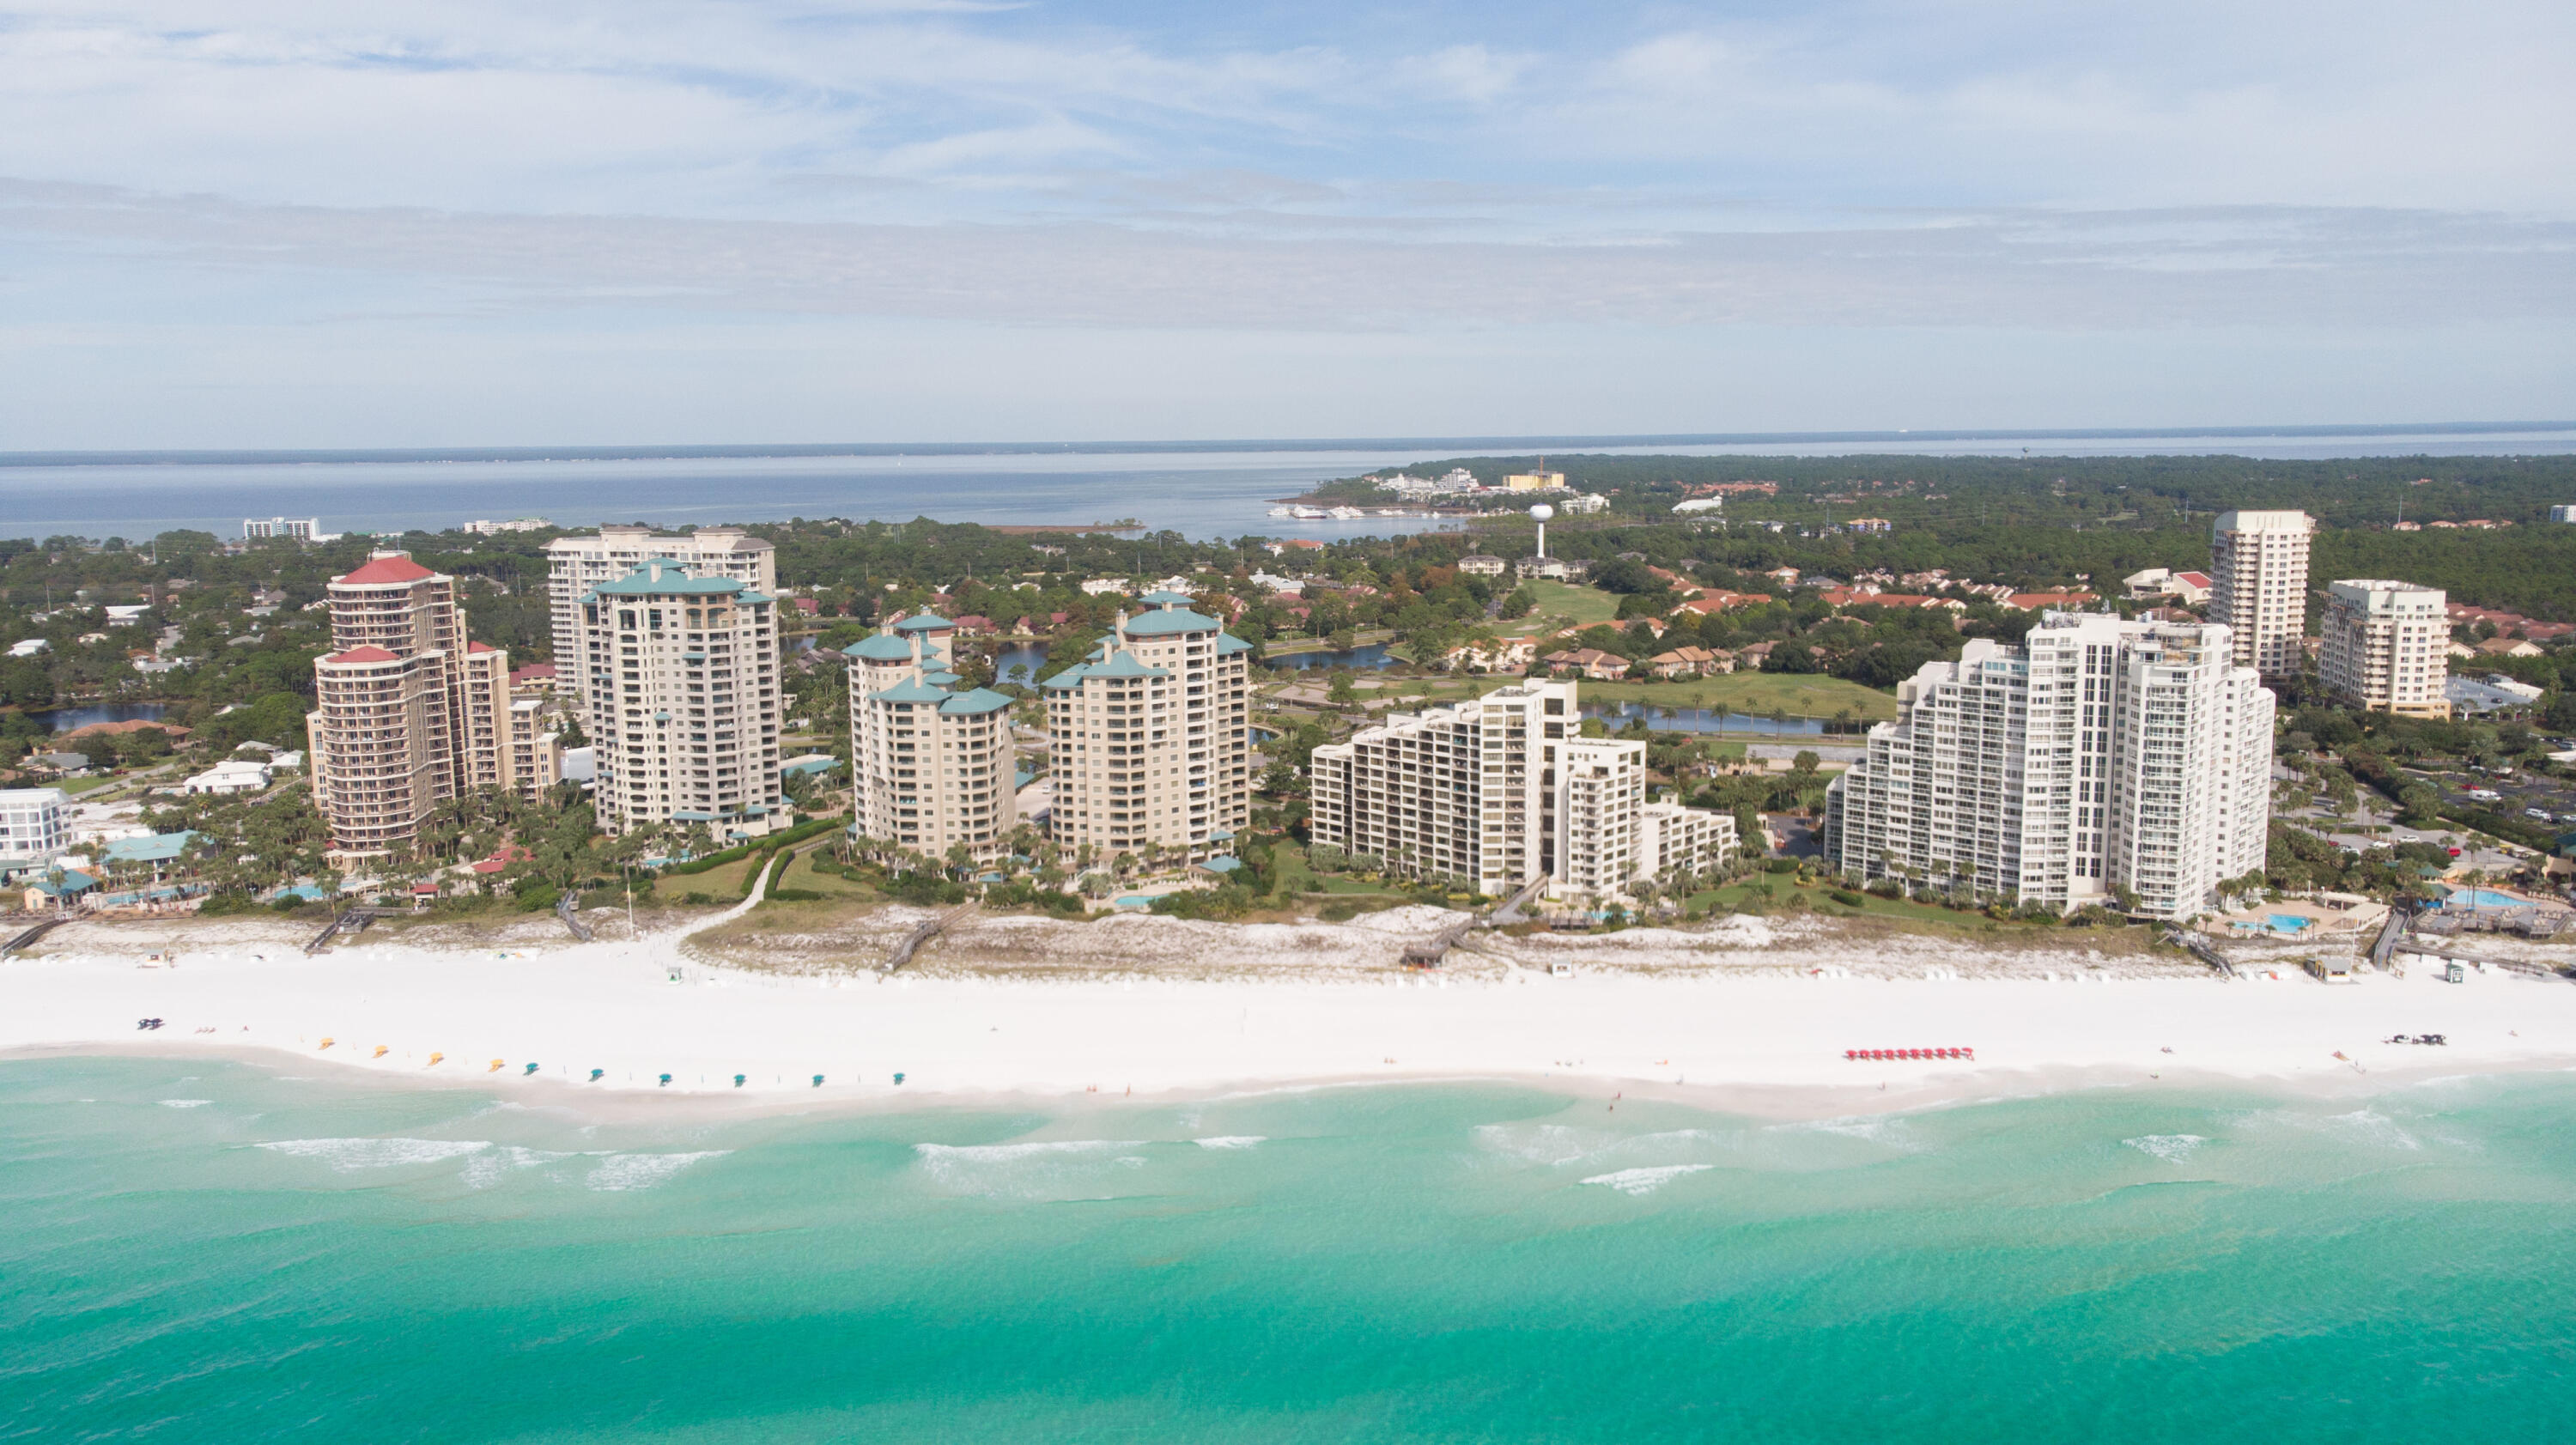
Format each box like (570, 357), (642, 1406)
(335, 554), (435, 586)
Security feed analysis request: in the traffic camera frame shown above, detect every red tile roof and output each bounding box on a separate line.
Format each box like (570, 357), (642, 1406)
(323, 644), (401, 664)
(466, 641), (500, 653)
(335, 555), (434, 585)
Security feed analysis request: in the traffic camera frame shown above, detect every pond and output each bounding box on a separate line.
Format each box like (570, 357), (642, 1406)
(1578, 701), (1834, 737)
(28, 701), (173, 733)
(992, 642), (1049, 688)
(1263, 642), (1394, 671)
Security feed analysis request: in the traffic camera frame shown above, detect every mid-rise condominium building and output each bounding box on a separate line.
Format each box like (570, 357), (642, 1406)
(2208, 509), (2314, 678)
(546, 525), (775, 739)
(307, 551), (539, 860)
(2320, 580), (2451, 719)
(579, 559), (785, 841)
(1308, 679), (1735, 898)
(1040, 593), (1255, 862)
(1822, 612), (2272, 920)
(0, 787), (69, 878)
(845, 615), (1018, 860)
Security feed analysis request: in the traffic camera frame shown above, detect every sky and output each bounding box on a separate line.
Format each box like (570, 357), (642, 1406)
(3, 0), (2572, 447)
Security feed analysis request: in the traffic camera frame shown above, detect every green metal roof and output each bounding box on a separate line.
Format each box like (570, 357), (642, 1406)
(1139, 590), (1196, 605)
(939, 688), (1015, 716)
(586, 559), (748, 598)
(101, 831), (198, 865)
(1042, 665), (1089, 689)
(894, 612), (952, 633)
(844, 633), (915, 660)
(870, 677), (950, 704)
(1214, 634), (1253, 654)
(1122, 608), (1220, 636)
(1088, 652), (1168, 679)
(922, 671), (963, 688)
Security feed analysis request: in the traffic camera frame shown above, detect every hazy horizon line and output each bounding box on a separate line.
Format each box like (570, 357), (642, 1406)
(7, 420), (2573, 470)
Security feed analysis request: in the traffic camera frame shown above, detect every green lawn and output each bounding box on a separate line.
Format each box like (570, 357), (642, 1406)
(651, 855), (762, 902)
(1689, 877), (2001, 926)
(58, 775), (120, 795)
(1579, 675), (1898, 723)
(1516, 581), (1623, 629)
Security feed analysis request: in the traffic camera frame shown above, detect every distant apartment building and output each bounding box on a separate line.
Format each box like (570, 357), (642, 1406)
(1455, 555), (1509, 577)
(579, 559), (786, 841)
(2208, 509), (2314, 678)
(1040, 593), (1255, 862)
(307, 551), (524, 860)
(463, 518), (553, 535)
(845, 616), (1018, 860)
(1307, 680), (1734, 899)
(2550, 504), (2576, 523)
(545, 525), (776, 739)
(1505, 471), (1568, 491)
(1823, 612), (2273, 920)
(0, 787), (69, 878)
(242, 517), (335, 542)
(2319, 580), (2450, 719)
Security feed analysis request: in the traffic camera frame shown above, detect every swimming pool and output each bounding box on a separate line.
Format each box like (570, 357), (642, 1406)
(2263, 913), (2315, 934)
(2444, 889), (2521, 908)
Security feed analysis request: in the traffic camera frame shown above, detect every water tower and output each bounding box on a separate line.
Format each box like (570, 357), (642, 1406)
(1529, 502), (1554, 561)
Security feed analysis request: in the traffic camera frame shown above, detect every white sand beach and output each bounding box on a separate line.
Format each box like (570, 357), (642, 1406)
(6, 896), (2573, 1111)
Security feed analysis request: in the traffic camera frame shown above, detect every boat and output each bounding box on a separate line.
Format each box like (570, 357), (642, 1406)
(1326, 506), (1364, 519)
(1267, 506), (1297, 519)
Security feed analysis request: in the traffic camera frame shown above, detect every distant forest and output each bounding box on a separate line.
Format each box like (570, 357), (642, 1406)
(1334, 452), (2576, 624)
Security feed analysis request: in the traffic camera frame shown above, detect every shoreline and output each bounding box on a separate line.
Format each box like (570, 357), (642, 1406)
(8, 925), (2573, 1118)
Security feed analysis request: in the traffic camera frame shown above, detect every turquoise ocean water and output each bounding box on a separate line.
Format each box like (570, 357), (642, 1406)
(5, 1058), (2573, 1442)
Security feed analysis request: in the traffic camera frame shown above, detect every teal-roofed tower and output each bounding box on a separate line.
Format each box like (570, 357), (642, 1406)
(577, 559), (787, 840)
(1040, 596), (1253, 863)
(845, 621), (1018, 860)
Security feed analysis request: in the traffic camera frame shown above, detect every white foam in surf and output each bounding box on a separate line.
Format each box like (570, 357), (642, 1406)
(2122, 1133), (2208, 1163)
(257, 1137), (490, 1171)
(584, 1151), (730, 1192)
(1190, 1136), (1265, 1150)
(1581, 1164), (1714, 1196)
(462, 1144), (583, 1190)
(158, 1099), (212, 1108)
(914, 1139), (1141, 1164)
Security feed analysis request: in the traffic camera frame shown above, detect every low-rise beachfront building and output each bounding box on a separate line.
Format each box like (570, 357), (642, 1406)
(2319, 580), (2450, 719)
(844, 628), (1018, 861)
(580, 559), (785, 841)
(1822, 612), (2272, 920)
(1307, 679), (1734, 899)
(1637, 800), (1735, 880)
(0, 787), (69, 879)
(1040, 598), (1255, 863)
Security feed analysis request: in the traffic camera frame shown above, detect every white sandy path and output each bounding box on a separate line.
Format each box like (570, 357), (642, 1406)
(5, 906), (2573, 1105)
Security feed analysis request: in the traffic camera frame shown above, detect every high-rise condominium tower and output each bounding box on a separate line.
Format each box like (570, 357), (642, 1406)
(2319, 580), (2450, 719)
(546, 526), (775, 740)
(579, 559), (785, 840)
(1823, 612), (2273, 920)
(845, 615), (1018, 861)
(307, 551), (537, 860)
(1307, 679), (1735, 898)
(1040, 593), (1254, 862)
(2208, 509), (2314, 678)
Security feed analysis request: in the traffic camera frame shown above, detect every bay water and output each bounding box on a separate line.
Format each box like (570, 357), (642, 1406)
(5, 1056), (2573, 1442)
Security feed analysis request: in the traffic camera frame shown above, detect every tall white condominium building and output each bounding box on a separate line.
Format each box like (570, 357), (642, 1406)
(546, 525), (775, 736)
(0, 787), (69, 877)
(2320, 580), (2451, 719)
(1040, 593), (1255, 862)
(844, 616), (1018, 860)
(2208, 509), (2314, 678)
(307, 552), (521, 860)
(1308, 680), (1735, 897)
(1823, 613), (2273, 920)
(579, 560), (786, 841)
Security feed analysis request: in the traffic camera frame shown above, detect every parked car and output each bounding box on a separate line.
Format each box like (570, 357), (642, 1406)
(2526, 808), (2556, 823)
